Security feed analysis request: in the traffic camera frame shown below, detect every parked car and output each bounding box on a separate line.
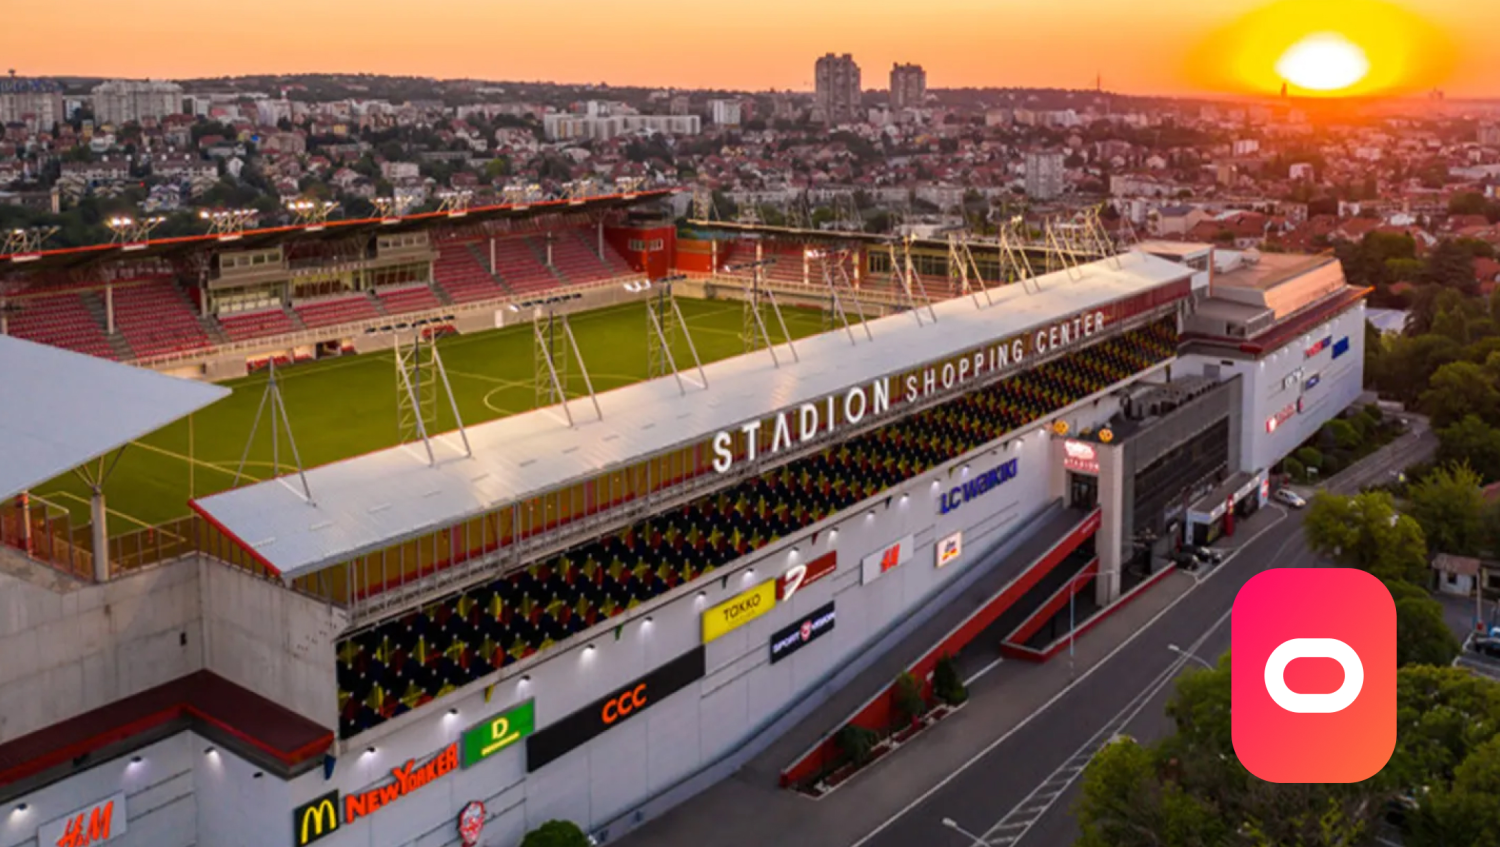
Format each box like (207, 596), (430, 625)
(1192, 546), (1225, 565)
(1471, 637), (1500, 660)
(1273, 488), (1307, 508)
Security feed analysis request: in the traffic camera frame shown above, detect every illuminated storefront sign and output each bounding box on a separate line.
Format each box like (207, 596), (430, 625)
(1280, 367), (1304, 391)
(345, 743), (460, 824)
(862, 534), (915, 583)
(938, 458), (1020, 514)
(526, 647), (706, 772)
(1266, 403), (1297, 433)
(703, 579), (778, 642)
(461, 700), (536, 768)
(1304, 373), (1321, 392)
(936, 531), (963, 568)
(1332, 336), (1350, 359)
(776, 551), (837, 600)
(292, 791), (340, 846)
(40, 793), (126, 847)
(769, 602), (836, 663)
(710, 309), (1114, 474)
(1304, 336), (1332, 358)
(458, 801), (486, 847)
(1063, 440), (1099, 475)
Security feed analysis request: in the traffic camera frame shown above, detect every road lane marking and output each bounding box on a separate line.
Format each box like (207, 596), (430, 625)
(847, 506), (1289, 847)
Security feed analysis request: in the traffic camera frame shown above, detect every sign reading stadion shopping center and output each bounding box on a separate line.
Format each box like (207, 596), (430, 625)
(770, 602), (836, 664)
(526, 647), (706, 772)
(709, 307), (1119, 474)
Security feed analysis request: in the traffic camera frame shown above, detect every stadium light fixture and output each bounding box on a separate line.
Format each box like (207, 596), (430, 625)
(2, 225), (57, 257)
(285, 198), (339, 228)
(199, 208), (255, 238)
(106, 216), (165, 246)
(437, 190), (474, 217)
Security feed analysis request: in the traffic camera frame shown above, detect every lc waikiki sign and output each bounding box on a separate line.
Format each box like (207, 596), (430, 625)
(938, 458), (1020, 514)
(710, 308), (1116, 474)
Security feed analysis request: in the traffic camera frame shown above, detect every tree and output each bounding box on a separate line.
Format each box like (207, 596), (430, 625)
(1437, 416), (1500, 484)
(520, 820), (591, 847)
(1076, 737), (1228, 847)
(1407, 463), (1488, 556)
(1304, 491), (1429, 584)
(893, 671), (926, 725)
(1420, 361), (1500, 428)
(1424, 240), (1478, 295)
(1448, 191), (1488, 217)
(1396, 595), (1462, 667)
(1324, 419), (1362, 452)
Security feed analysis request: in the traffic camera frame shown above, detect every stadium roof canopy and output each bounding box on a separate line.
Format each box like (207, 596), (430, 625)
(1, 190), (675, 274)
(192, 250), (1195, 581)
(0, 336), (230, 501)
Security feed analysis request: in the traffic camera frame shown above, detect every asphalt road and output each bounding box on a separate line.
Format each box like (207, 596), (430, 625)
(851, 504), (1320, 847)
(852, 415), (1437, 847)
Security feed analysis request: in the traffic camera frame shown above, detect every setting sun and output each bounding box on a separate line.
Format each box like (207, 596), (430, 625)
(1276, 33), (1370, 92)
(1184, 0), (1455, 98)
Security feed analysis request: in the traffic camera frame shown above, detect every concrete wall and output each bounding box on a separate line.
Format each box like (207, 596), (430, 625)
(1179, 300), (1365, 474)
(199, 560), (348, 729)
(0, 733), (197, 847)
(0, 561), (203, 744)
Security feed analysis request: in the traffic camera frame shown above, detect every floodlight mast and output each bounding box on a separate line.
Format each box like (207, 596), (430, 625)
(2, 225), (57, 256)
(199, 208), (255, 238)
(285, 198), (339, 227)
(106, 216), (166, 246)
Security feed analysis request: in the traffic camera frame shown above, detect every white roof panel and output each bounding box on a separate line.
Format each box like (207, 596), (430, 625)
(0, 335), (231, 501)
(193, 251), (1192, 578)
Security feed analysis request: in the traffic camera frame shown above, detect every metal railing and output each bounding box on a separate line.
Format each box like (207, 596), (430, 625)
(0, 495), (94, 582)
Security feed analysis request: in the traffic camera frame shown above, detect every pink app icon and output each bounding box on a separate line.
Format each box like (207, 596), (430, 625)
(1231, 568), (1395, 783)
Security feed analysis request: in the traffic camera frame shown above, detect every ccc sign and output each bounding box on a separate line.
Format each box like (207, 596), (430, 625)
(292, 790), (340, 846)
(601, 683), (648, 724)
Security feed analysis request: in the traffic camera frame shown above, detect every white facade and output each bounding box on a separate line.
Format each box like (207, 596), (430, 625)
(708, 100), (741, 127)
(1025, 151), (1065, 200)
(90, 80), (184, 126)
(543, 113), (701, 141)
(1178, 300), (1367, 475)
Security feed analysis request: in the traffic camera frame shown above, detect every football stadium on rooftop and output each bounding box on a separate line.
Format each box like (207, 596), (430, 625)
(0, 192), (1365, 847)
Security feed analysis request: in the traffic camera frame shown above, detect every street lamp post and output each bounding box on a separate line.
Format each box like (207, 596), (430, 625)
(1167, 643), (1216, 670)
(940, 817), (987, 847)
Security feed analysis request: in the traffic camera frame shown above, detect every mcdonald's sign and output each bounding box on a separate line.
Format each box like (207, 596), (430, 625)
(292, 790), (340, 846)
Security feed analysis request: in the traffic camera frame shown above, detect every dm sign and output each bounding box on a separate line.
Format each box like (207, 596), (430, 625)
(938, 458), (1020, 514)
(461, 699), (535, 768)
(703, 579), (777, 642)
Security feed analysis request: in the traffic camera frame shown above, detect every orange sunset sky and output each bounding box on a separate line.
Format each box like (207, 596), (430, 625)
(2, 0), (1495, 98)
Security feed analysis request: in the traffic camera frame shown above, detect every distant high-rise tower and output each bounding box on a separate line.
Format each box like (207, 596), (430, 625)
(1025, 150), (1066, 201)
(890, 63), (926, 111)
(815, 53), (862, 124)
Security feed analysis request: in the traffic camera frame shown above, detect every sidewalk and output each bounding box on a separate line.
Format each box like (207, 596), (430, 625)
(615, 504), (1287, 847)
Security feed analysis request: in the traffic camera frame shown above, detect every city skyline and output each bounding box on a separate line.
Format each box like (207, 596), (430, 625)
(5, 0), (1498, 98)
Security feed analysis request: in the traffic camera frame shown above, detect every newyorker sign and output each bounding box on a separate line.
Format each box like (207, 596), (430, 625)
(710, 307), (1118, 474)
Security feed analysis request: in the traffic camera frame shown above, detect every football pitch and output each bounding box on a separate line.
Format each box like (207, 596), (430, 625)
(36, 298), (831, 534)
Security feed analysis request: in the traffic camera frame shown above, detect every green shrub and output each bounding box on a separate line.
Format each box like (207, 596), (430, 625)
(1326, 419), (1362, 451)
(1282, 457), (1306, 482)
(1295, 447), (1324, 472)
(933, 654), (968, 705)
(893, 671), (926, 724)
(520, 820), (590, 847)
(836, 724), (880, 766)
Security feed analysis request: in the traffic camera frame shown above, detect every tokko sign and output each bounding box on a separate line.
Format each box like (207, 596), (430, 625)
(709, 308), (1113, 474)
(703, 579), (778, 642)
(938, 458), (1020, 514)
(526, 647), (706, 772)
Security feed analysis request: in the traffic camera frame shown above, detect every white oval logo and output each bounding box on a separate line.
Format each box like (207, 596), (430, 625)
(1263, 638), (1363, 714)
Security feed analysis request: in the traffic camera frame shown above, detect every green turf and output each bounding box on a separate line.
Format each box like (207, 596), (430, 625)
(35, 298), (832, 533)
